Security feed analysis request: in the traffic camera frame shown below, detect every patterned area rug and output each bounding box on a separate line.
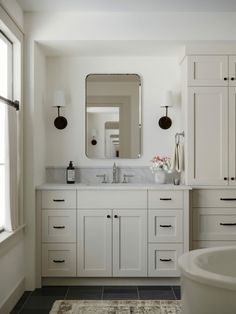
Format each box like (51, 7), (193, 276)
(50, 300), (182, 314)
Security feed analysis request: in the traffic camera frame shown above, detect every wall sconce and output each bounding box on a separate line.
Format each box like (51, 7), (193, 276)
(158, 90), (173, 130)
(53, 90), (68, 129)
(91, 128), (98, 145)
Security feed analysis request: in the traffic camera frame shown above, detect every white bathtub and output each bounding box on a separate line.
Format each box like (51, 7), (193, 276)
(178, 246), (236, 314)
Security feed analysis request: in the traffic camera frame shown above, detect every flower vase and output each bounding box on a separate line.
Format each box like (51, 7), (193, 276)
(154, 170), (166, 184)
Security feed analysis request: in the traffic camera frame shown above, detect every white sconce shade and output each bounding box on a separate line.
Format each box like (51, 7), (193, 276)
(163, 90), (174, 107)
(53, 90), (66, 107)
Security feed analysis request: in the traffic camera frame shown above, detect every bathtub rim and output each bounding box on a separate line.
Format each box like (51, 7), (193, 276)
(178, 246), (236, 291)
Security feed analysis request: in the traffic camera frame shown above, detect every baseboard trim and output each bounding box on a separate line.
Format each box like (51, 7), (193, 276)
(0, 277), (25, 314)
(42, 277), (180, 286)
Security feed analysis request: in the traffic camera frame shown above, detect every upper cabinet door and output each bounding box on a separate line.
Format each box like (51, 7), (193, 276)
(229, 87), (236, 185)
(187, 56), (228, 86)
(113, 209), (147, 277)
(187, 87), (229, 185)
(229, 56), (236, 87)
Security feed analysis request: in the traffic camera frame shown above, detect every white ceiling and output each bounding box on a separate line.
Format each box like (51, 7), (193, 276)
(16, 0), (236, 13)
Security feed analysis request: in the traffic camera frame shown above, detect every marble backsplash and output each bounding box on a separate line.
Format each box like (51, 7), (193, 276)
(46, 166), (179, 185)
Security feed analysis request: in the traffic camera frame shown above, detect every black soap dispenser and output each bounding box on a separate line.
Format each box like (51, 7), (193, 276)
(66, 161), (75, 184)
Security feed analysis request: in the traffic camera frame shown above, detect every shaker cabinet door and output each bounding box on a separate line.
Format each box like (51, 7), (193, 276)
(77, 210), (112, 277)
(229, 56), (236, 86)
(113, 209), (147, 277)
(229, 87), (236, 185)
(187, 87), (228, 185)
(187, 56), (228, 86)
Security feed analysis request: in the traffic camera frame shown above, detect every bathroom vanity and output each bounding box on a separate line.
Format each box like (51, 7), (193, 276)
(36, 184), (190, 286)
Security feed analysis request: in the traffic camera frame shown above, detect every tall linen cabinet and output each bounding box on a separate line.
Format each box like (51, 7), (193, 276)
(181, 55), (236, 186)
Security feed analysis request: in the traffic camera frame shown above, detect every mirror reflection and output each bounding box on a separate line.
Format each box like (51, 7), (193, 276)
(86, 74), (142, 159)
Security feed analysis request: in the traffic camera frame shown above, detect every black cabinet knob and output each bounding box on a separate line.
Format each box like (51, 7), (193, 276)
(224, 177), (228, 180)
(231, 177), (235, 181)
(114, 215), (118, 218)
(231, 77), (235, 81)
(107, 215), (111, 218)
(224, 77), (228, 81)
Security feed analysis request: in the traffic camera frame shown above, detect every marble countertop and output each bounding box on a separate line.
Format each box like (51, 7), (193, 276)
(36, 183), (192, 191)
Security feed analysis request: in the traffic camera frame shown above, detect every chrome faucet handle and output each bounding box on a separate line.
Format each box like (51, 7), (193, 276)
(96, 174), (107, 183)
(122, 174), (134, 183)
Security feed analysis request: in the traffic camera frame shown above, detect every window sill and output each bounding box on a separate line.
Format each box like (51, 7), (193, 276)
(0, 224), (25, 254)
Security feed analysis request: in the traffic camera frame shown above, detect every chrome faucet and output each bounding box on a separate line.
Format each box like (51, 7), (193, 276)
(112, 162), (119, 183)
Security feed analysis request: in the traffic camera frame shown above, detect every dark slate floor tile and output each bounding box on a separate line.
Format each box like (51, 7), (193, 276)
(10, 291), (32, 313)
(172, 286), (181, 300)
(22, 296), (58, 310)
(66, 286), (102, 300)
(138, 286), (175, 300)
(32, 286), (68, 297)
(19, 310), (50, 314)
(103, 286), (138, 300)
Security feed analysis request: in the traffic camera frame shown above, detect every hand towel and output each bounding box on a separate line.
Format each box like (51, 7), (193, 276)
(171, 142), (183, 173)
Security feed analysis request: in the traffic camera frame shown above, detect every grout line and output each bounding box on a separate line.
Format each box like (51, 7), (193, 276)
(136, 286), (140, 300)
(17, 291), (33, 313)
(64, 286), (70, 300)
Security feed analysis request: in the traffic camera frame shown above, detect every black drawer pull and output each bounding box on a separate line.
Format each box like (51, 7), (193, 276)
(53, 226), (65, 229)
(160, 198), (172, 201)
(160, 258), (172, 262)
(53, 259), (65, 263)
(53, 199), (65, 202)
(220, 223), (236, 226)
(160, 224), (172, 228)
(220, 198), (236, 201)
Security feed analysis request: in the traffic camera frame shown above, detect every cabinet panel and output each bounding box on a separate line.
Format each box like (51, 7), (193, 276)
(193, 189), (236, 207)
(229, 56), (236, 87)
(229, 87), (236, 184)
(77, 190), (147, 209)
(187, 87), (228, 185)
(187, 56), (228, 86)
(193, 208), (236, 240)
(113, 209), (147, 277)
(148, 210), (183, 243)
(42, 210), (76, 243)
(148, 244), (183, 277)
(42, 243), (76, 277)
(148, 190), (183, 209)
(77, 210), (112, 277)
(42, 190), (76, 209)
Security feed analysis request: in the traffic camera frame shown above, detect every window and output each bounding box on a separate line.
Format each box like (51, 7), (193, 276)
(0, 31), (13, 231)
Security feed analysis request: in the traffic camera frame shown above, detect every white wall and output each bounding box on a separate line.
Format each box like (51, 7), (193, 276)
(0, 232), (25, 308)
(25, 12), (236, 41)
(34, 43), (47, 185)
(45, 56), (181, 166)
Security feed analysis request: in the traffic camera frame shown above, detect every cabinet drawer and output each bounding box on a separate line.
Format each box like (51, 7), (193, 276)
(42, 210), (76, 243)
(42, 243), (76, 277)
(148, 191), (183, 209)
(187, 56), (228, 86)
(193, 208), (236, 240)
(77, 190), (147, 209)
(148, 210), (183, 243)
(193, 190), (236, 208)
(148, 244), (183, 277)
(42, 190), (76, 209)
(192, 240), (236, 250)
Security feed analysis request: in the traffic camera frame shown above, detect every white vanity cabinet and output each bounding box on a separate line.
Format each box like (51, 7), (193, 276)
(77, 190), (147, 277)
(147, 190), (188, 277)
(41, 190), (77, 277)
(182, 55), (236, 185)
(192, 189), (236, 249)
